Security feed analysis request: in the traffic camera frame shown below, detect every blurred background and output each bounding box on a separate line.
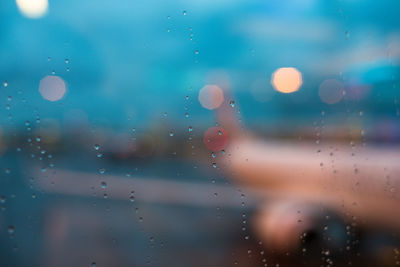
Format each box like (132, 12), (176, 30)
(0, 0), (400, 266)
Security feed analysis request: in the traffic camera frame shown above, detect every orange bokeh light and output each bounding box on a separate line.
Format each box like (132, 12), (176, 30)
(271, 67), (302, 93)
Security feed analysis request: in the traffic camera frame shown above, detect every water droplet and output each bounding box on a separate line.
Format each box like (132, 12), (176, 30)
(169, 131), (174, 137)
(65, 58), (69, 64)
(188, 126), (193, 132)
(129, 191), (135, 202)
(194, 50), (199, 55)
(3, 81), (8, 87)
(99, 168), (105, 174)
(8, 226), (15, 235)
(229, 100), (235, 107)
(182, 10), (187, 16)
(101, 181), (107, 189)
(94, 144), (100, 150)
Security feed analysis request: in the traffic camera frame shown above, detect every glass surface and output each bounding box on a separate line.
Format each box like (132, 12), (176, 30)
(0, 0), (400, 266)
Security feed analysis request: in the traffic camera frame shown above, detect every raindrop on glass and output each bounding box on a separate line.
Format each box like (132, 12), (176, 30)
(8, 226), (15, 235)
(129, 191), (135, 202)
(345, 31), (350, 40)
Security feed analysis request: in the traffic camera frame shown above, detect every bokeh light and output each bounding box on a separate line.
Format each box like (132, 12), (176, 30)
(203, 126), (229, 152)
(39, 75), (66, 102)
(16, 0), (48, 19)
(318, 79), (344, 104)
(271, 67), (302, 93)
(198, 85), (224, 110)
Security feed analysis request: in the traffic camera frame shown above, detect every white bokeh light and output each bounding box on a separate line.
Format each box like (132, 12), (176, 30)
(16, 0), (48, 19)
(39, 75), (66, 102)
(198, 85), (224, 110)
(318, 79), (344, 104)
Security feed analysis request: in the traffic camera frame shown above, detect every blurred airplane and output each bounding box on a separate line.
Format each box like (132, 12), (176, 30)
(213, 89), (400, 253)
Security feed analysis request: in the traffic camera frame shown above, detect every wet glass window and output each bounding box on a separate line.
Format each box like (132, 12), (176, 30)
(0, 0), (399, 266)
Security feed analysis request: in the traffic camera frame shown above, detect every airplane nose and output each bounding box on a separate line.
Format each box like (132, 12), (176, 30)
(253, 201), (350, 256)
